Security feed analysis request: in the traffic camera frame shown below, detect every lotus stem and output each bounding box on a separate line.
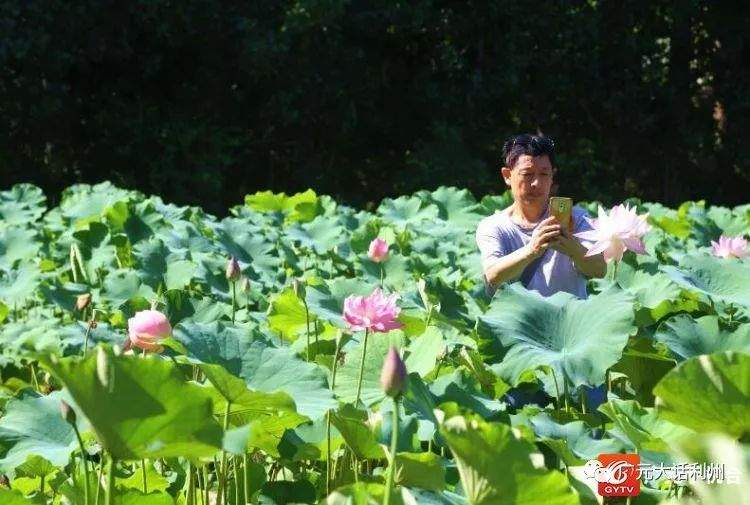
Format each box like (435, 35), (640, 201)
(141, 458), (147, 493)
(243, 453), (250, 505)
(327, 336), (343, 494)
(105, 455), (116, 505)
(219, 402), (231, 505)
(231, 281), (237, 324)
(304, 302), (311, 361)
(186, 463), (194, 505)
(203, 465), (210, 505)
(72, 423), (90, 505)
(550, 368), (561, 409)
(83, 320), (93, 357)
(354, 329), (370, 407)
(233, 457), (241, 505)
(383, 398), (399, 505)
(95, 453), (104, 505)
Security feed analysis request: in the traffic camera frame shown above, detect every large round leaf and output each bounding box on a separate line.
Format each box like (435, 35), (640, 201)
(653, 351), (750, 439)
(661, 255), (750, 307)
(480, 284), (635, 393)
(44, 349), (223, 460)
(0, 391), (78, 474)
(598, 399), (695, 453)
(0, 184), (46, 227)
(174, 321), (334, 420)
(654, 315), (750, 361)
(438, 409), (579, 505)
(334, 331), (405, 407)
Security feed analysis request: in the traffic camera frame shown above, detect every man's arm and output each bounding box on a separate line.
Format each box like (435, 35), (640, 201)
(567, 239), (607, 278)
(483, 244), (537, 289)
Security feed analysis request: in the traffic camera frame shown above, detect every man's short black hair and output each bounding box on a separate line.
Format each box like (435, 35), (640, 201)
(502, 134), (556, 169)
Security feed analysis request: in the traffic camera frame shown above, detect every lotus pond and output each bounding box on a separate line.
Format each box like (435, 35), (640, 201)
(0, 182), (749, 504)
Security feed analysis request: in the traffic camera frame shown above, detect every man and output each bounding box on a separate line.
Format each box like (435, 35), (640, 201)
(476, 133), (607, 410)
(476, 133), (606, 298)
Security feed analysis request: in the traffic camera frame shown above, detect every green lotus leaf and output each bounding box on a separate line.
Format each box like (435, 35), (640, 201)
(44, 349), (223, 460)
(0, 264), (41, 308)
(429, 371), (504, 420)
(481, 284), (635, 393)
(598, 399), (695, 453)
(392, 451), (445, 491)
(417, 186), (483, 229)
(242, 346), (336, 421)
(653, 351), (750, 439)
(330, 404), (384, 460)
(0, 228), (41, 270)
(376, 195), (440, 228)
(287, 215), (346, 254)
(58, 182), (132, 224)
(325, 482), (408, 505)
(0, 184), (46, 227)
(405, 327), (445, 378)
(334, 331), (405, 407)
(132, 239), (170, 289)
(0, 488), (30, 505)
(706, 206), (750, 236)
(654, 314), (750, 361)
(510, 409), (623, 466)
(267, 287), (313, 343)
(117, 490), (175, 505)
(358, 253), (412, 289)
(101, 269), (155, 308)
(117, 462), (170, 493)
(0, 391), (78, 474)
(661, 255), (750, 307)
(173, 320), (333, 419)
(438, 411), (579, 505)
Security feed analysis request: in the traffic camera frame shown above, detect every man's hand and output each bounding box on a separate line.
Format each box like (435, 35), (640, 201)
(526, 216), (561, 258)
(550, 223), (585, 259)
(550, 219), (607, 278)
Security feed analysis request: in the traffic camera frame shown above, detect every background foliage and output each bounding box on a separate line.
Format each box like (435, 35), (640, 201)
(1, 0), (748, 214)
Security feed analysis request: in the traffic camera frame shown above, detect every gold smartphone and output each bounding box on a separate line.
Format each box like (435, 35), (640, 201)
(549, 196), (573, 231)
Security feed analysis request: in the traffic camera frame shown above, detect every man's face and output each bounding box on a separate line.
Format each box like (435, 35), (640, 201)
(500, 154), (555, 205)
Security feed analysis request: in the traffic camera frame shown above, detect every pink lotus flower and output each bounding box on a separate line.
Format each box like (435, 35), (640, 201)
(574, 204), (651, 262)
(126, 309), (172, 353)
(381, 346), (408, 398)
(711, 235), (749, 259)
(367, 238), (389, 263)
(343, 288), (403, 333)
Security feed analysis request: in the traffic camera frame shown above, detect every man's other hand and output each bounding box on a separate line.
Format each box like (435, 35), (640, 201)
(526, 216), (561, 258)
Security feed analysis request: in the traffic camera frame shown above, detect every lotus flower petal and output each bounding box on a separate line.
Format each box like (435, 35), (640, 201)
(342, 288), (402, 334)
(711, 235), (749, 259)
(127, 309), (172, 353)
(576, 203), (651, 263)
(367, 238), (389, 263)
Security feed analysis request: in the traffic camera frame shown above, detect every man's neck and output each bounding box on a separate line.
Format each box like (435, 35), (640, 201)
(511, 201), (548, 225)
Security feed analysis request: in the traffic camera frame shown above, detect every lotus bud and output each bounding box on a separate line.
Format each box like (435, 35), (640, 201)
(380, 346), (407, 398)
(226, 256), (241, 282)
(75, 293), (92, 311)
(60, 400), (77, 425)
(292, 277), (306, 300)
(240, 276), (251, 293)
(368, 237), (389, 263)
